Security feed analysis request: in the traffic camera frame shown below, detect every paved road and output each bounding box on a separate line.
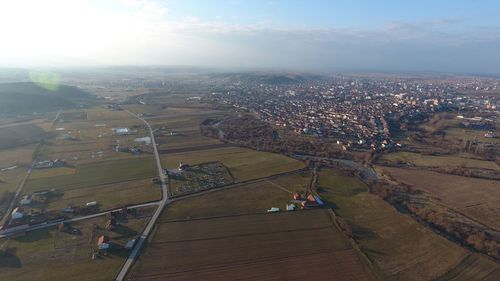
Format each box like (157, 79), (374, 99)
(1, 109), (62, 224)
(114, 110), (170, 281)
(0, 201), (160, 239)
(0, 164), (33, 226)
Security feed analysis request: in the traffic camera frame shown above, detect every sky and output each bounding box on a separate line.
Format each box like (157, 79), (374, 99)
(1, 0), (500, 74)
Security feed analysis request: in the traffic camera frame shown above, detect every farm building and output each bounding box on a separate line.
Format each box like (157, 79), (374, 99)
(86, 201), (97, 207)
(292, 192), (302, 200)
(267, 207), (280, 213)
(105, 218), (117, 230)
(112, 128), (130, 135)
(11, 207), (24, 220)
(134, 136), (151, 145)
(19, 195), (32, 205)
(97, 235), (110, 250)
(178, 162), (189, 171)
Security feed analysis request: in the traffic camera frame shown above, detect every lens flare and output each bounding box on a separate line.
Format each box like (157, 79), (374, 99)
(29, 70), (61, 91)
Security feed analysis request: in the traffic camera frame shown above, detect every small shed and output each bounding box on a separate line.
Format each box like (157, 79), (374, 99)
(86, 201), (97, 207)
(11, 207), (24, 220)
(19, 195), (32, 205)
(97, 235), (110, 250)
(267, 207), (280, 213)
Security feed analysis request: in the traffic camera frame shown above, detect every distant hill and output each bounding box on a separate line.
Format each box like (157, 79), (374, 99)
(0, 82), (91, 115)
(208, 72), (326, 85)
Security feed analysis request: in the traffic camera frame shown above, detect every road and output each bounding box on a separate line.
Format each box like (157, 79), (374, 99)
(1, 109), (62, 224)
(0, 107), (309, 279)
(0, 164), (33, 226)
(0, 201), (160, 239)
(114, 110), (170, 281)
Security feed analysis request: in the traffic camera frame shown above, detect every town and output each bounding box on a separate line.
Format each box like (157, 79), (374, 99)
(207, 76), (498, 151)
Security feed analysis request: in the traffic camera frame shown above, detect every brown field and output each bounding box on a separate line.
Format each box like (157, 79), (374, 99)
(163, 175), (304, 221)
(45, 178), (161, 211)
(316, 168), (495, 281)
(128, 210), (374, 281)
(0, 145), (36, 168)
(161, 146), (304, 182)
(380, 167), (500, 229)
(436, 254), (500, 281)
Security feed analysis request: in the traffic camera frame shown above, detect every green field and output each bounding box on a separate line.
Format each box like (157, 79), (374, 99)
(0, 212), (152, 281)
(379, 151), (499, 171)
(316, 168), (494, 281)
(26, 157), (156, 192)
(162, 147), (304, 181)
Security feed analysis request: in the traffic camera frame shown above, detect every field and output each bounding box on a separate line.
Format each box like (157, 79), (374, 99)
(14, 106), (163, 214)
(379, 167), (500, 229)
(0, 145), (36, 169)
(26, 157), (156, 192)
(44, 178), (161, 211)
(162, 147), (304, 182)
(378, 151), (499, 171)
(315, 168), (500, 281)
(144, 106), (305, 182)
(0, 124), (49, 150)
(129, 210), (374, 281)
(0, 209), (153, 281)
(164, 172), (310, 221)
(445, 127), (500, 145)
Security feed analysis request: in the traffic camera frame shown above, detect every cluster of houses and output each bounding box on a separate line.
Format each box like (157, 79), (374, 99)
(208, 77), (499, 151)
(268, 192), (324, 213)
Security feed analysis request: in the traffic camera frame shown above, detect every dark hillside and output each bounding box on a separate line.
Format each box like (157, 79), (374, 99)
(0, 82), (91, 114)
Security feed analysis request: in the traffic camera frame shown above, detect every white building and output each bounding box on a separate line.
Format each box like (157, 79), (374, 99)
(11, 207), (24, 220)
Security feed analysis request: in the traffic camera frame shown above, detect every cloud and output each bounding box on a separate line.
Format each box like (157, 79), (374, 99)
(0, 0), (499, 73)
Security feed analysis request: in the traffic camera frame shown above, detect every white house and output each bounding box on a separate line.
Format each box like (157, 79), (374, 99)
(267, 207), (280, 213)
(11, 207), (24, 220)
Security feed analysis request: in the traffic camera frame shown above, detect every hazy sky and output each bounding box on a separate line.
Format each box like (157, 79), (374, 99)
(1, 0), (500, 73)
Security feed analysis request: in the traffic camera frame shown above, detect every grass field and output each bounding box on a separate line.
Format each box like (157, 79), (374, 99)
(161, 147), (304, 181)
(445, 127), (500, 144)
(316, 168), (479, 281)
(0, 145), (36, 168)
(26, 157), (156, 192)
(45, 178), (161, 211)
(0, 124), (49, 150)
(163, 174), (305, 221)
(379, 167), (500, 229)
(378, 151), (499, 171)
(129, 210), (374, 281)
(0, 211), (152, 281)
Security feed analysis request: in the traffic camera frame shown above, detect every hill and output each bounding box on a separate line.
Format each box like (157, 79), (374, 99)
(0, 82), (91, 115)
